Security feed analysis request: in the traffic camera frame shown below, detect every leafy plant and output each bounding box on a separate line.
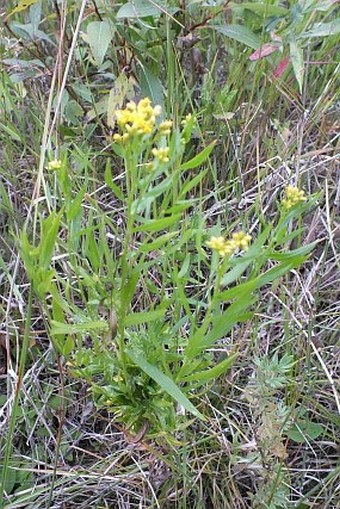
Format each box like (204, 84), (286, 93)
(17, 98), (316, 439)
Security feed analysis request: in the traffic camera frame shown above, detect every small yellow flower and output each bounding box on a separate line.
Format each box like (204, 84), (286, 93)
(207, 231), (251, 257)
(206, 236), (237, 257)
(282, 185), (306, 209)
(152, 147), (170, 163)
(46, 159), (62, 171)
(113, 133), (122, 142)
(232, 231), (252, 251)
(206, 236), (227, 256)
(159, 120), (173, 135)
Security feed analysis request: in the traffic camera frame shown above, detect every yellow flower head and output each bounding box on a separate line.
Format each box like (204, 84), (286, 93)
(282, 185), (306, 209)
(152, 146), (170, 163)
(206, 236), (227, 255)
(114, 98), (162, 140)
(46, 159), (62, 171)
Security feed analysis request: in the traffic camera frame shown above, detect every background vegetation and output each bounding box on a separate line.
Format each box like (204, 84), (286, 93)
(0, 0), (339, 507)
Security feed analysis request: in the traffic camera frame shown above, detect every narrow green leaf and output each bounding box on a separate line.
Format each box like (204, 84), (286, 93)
(121, 268), (141, 311)
(62, 336), (75, 357)
(213, 24), (261, 50)
(269, 242), (316, 261)
(219, 260), (308, 302)
(300, 19), (340, 38)
(181, 353), (238, 383)
(180, 141), (216, 171)
(39, 210), (62, 271)
(179, 168), (208, 198)
(50, 320), (109, 336)
(185, 294), (255, 360)
(124, 308), (166, 326)
(133, 214), (181, 232)
(67, 187), (85, 221)
(139, 232), (178, 253)
(127, 350), (205, 420)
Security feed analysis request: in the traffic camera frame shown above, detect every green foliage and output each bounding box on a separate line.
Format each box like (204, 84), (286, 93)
(1, 1), (338, 505)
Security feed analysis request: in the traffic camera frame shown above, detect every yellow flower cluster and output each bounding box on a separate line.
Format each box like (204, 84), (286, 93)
(113, 98), (172, 144)
(152, 147), (170, 163)
(206, 231), (251, 257)
(46, 159), (62, 171)
(282, 185), (306, 209)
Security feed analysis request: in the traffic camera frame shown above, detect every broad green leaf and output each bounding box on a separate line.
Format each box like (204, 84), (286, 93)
(29, 0), (42, 34)
(180, 141), (216, 171)
(124, 308), (166, 326)
(213, 25), (261, 50)
(86, 21), (114, 66)
(50, 320), (109, 336)
(133, 214), (181, 232)
(300, 18), (340, 38)
(181, 353), (238, 383)
(140, 68), (164, 114)
(288, 420), (323, 443)
(230, 2), (288, 17)
(117, 0), (178, 19)
(6, 0), (38, 20)
(127, 350), (205, 420)
(289, 37), (304, 93)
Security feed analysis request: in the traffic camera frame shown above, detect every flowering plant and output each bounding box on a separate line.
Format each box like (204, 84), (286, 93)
(21, 100), (316, 438)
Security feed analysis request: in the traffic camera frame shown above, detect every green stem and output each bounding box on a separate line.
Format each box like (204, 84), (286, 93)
(118, 149), (137, 381)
